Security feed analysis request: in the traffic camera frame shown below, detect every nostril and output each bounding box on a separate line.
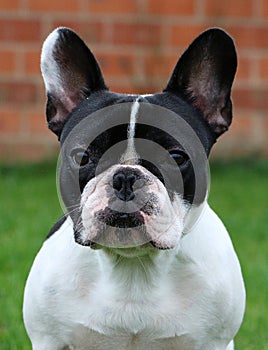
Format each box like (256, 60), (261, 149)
(113, 173), (125, 191)
(113, 171), (136, 202)
(126, 174), (136, 192)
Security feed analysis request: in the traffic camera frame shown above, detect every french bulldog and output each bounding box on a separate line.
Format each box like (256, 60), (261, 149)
(23, 27), (245, 350)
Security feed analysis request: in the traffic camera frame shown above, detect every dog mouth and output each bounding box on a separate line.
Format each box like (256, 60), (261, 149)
(75, 206), (182, 254)
(76, 206), (172, 251)
(90, 207), (150, 248)
(95, 207), (145, 228)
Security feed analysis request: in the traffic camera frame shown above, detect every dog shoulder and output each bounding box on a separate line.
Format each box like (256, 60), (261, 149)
(46, 215), (68, 239)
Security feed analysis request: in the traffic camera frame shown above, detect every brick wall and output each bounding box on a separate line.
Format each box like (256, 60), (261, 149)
(0, 0), (267, 162)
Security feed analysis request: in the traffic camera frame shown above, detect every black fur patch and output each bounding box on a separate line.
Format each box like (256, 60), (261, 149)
(46, 215), (67, 239)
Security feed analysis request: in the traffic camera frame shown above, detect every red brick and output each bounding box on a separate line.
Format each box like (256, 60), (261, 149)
(108, 82), (137, 94)
(262, 0), (268, 17)
(87, 0), (139, 14)
(98, 52), (136, 78)
(170, 24), (208, 47)
(0, 50), (16, 73)
(113, 23), (161, 46)
(24, 50), (40, 74)
(108, 83), (137, 94)
(236, 57), (251, 80)
(51, 21), (105, 44)
(205, 0), (254, 17)
(27, 110), (49, 135)
(0, 82), (39, 105)
(109, 82), (159, 95)
(147, 0), (195, 15)
(0, 19), (41, 42)
(0, 3), (267, 161)
(135, 84), (162, 94)
(27, 0), (78, 12)
(233, 87), (268, 111)
(228, 114), (253, 138)
(258, 57), (268, 79)
(0, 110), (20, 134)
(144, 54), (178, 78)
(0, 0), (19, 10)
(229, 26), (268, 49)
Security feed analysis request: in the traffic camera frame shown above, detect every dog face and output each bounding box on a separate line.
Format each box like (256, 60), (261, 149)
(41, 27), (237, 252)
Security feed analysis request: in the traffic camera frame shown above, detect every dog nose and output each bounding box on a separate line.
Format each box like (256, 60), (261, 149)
(113, 170), (137, 201)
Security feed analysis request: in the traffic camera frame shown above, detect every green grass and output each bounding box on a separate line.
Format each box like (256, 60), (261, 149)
(0, 162), (62, 350)
(209, 160), (268, 350)
(0, 160), (267, 349)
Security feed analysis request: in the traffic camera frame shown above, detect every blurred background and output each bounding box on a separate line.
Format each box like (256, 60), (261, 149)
(0, 1), (267, 350)
(0, 0), (267, 161)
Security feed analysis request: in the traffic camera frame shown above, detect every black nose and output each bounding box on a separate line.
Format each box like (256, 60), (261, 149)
(113, 170), (138, 201)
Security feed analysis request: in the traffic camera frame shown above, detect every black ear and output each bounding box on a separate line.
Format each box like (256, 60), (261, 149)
(164, 28), (237, 136)
(41, 27), (108, 136)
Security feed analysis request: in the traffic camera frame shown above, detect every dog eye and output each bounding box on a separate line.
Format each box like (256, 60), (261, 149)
(169, 150), (189, 166)
(72, 149), (90, 166)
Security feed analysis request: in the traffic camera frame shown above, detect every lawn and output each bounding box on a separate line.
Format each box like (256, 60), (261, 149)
(0, 160), (267, 349)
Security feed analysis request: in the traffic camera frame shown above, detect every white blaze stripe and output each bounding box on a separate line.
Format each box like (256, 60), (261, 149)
(128, 98), (140, 149)
(120, 97), (140, 164)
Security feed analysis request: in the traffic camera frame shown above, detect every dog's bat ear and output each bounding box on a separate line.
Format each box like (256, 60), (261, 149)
(164, 28), (237, 137)
(41, 27), (108, 137)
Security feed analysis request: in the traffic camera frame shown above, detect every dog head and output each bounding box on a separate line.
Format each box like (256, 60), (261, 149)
(41, 27), (237, 253)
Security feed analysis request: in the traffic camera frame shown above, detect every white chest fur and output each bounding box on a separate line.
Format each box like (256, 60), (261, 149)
(23, 204), (245, 350)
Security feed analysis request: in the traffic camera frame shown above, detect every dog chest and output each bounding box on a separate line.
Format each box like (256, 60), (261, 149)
(24, 207), (244, 348)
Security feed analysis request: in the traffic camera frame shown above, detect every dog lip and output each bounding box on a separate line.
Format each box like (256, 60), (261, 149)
(95, 207), (145, 228)
(73, 231), (97, 248)
(117, 213), (129, 219)
(149, 240), (172, 250)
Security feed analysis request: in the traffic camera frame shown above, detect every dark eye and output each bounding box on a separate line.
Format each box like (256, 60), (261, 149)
(72, 149), (90, 166)
(169, 150), (189, 166)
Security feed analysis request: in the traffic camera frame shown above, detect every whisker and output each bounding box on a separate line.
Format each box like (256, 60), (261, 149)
(65, 203), (81, 209)
(65, 206), (81, 216)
